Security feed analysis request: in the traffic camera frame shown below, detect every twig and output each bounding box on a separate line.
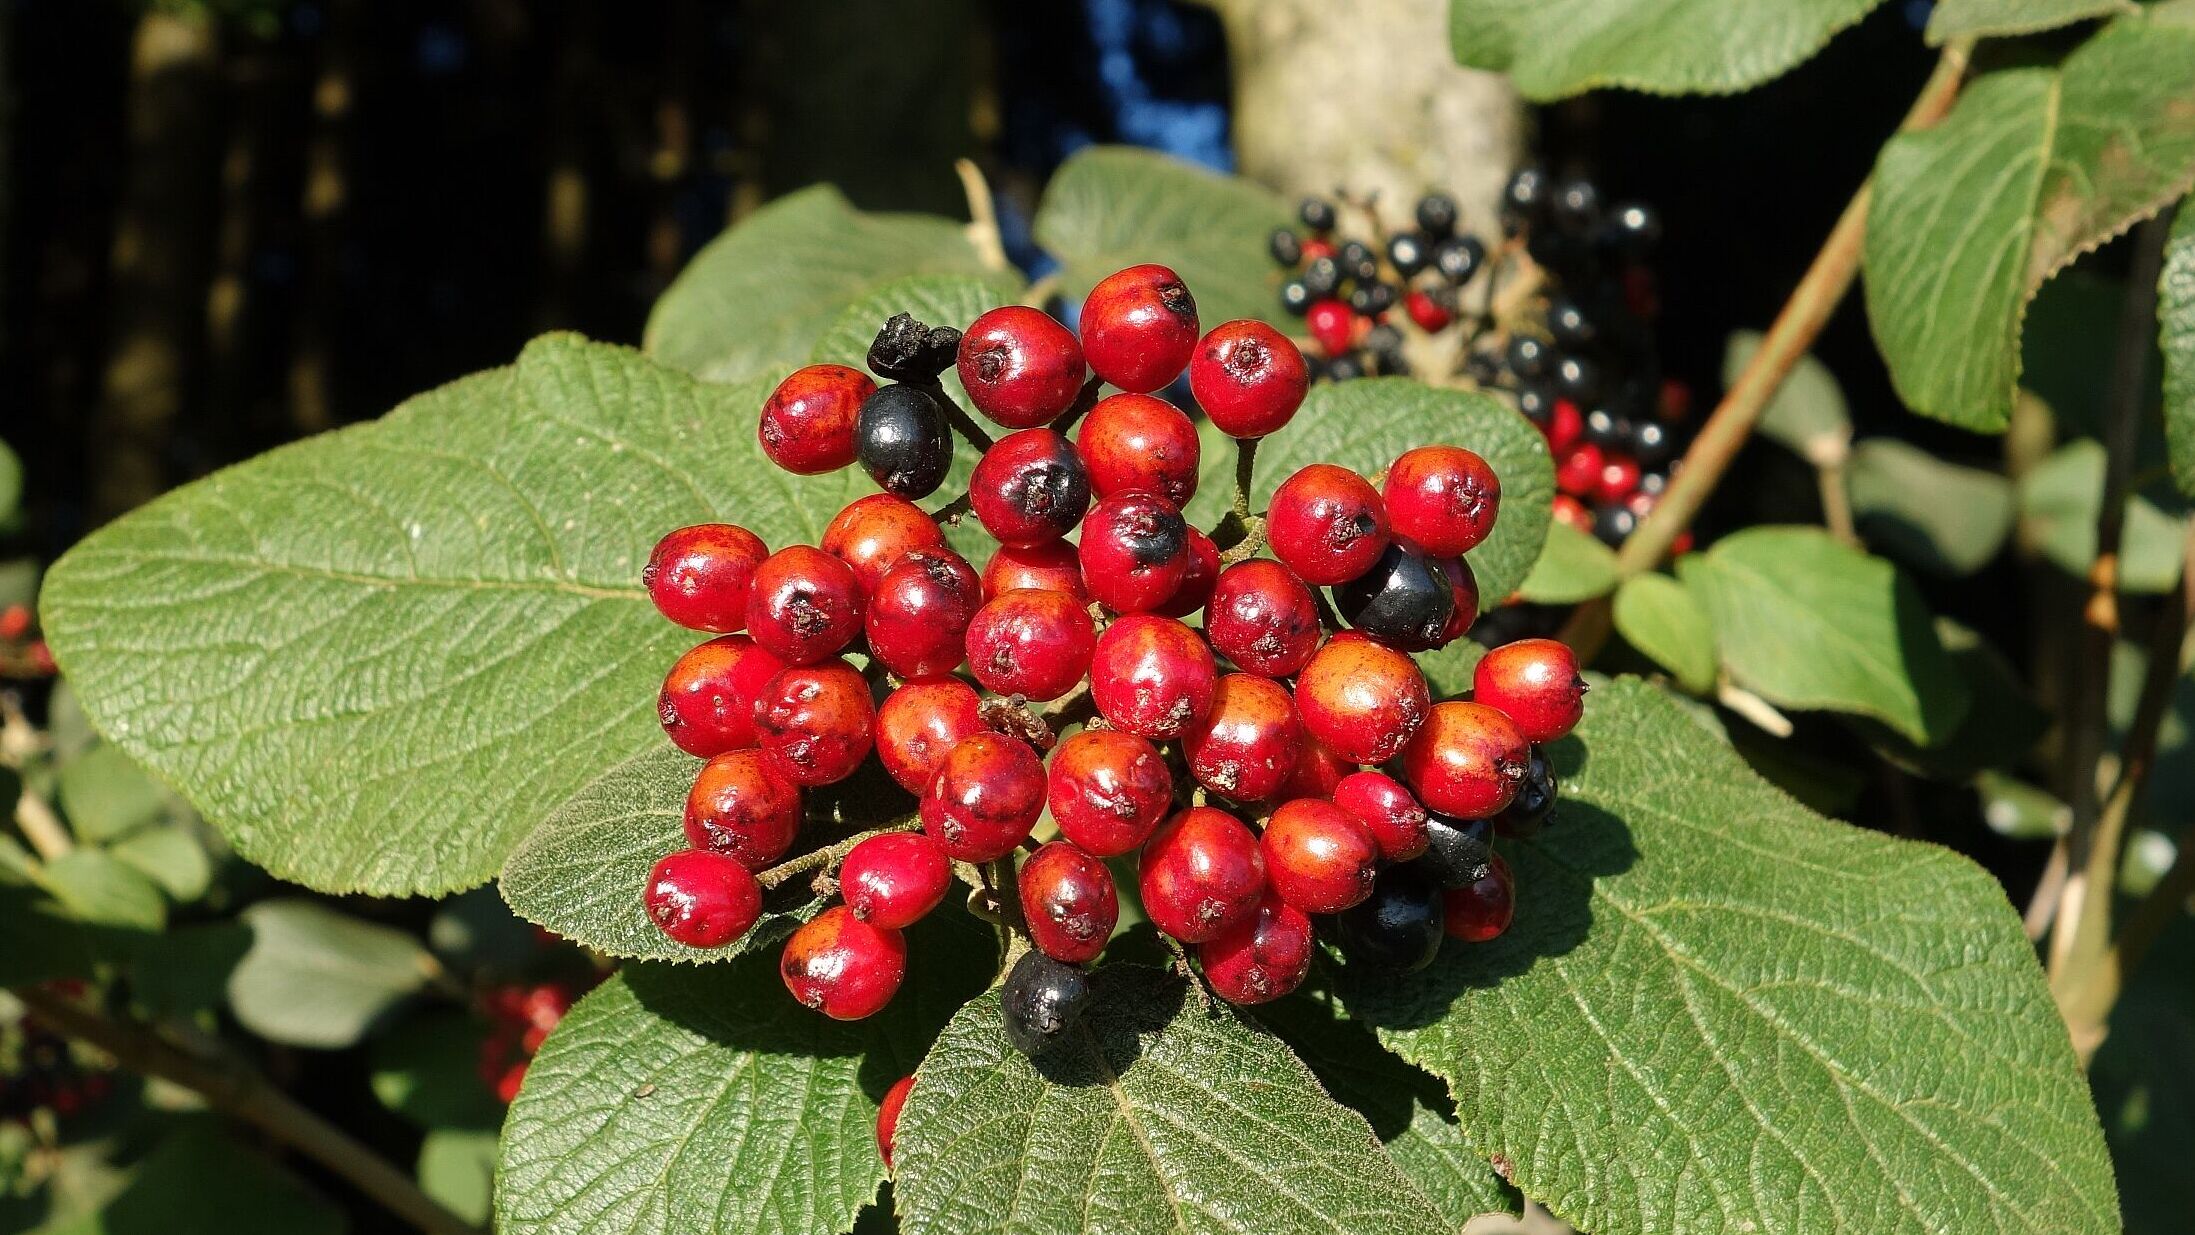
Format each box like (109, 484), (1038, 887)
(1051, 375), (1105, 436)
(940, 396), (996, 453)
(757, 817), (920, 890)
(2023, 836), (2070, 942)
(2065, 817), (2195, 1060)
(1216, 518), (1268, 566)
(15, 790), (73, 862)
(1231, 436), (1259, 522)
(1815, 452), (1858, 546)
(955, 158), (1010, 274)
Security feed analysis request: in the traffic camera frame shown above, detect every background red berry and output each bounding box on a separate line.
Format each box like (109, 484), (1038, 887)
(822, 494), (948, 597)
(1403, 700), (1530, 818)
(1443, 854), (1516, 942)
(865, 550), (981, 678)
(1203, 559), (1321, 677)
(877, 1075), (915, 1169)
(1333, 770), (1430, 862)
(980, 539), (1088, 603)
(1261, 798), (1379, 914)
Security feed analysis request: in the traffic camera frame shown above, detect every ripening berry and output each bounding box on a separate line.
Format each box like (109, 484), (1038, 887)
(781, 905), (906, 1020)
(645, 849), (764, 949)
(1018, 842), (1119, 964)
(1402, 701), (1530, 819)
(1546, 398), (1585, 454)
(645, 523), (769, 633)
(682, 749), (803, 869)
(1197, 891), (1313, 1005)
(1335, 863), (1444, 972)
(1267, 464), (1390, 585)
(1495, 745), (1558, 837)
(1190, 320), (1311, 439)
(1046, 728), (1172, 857)
(1002, 950), (1092, 1057)
(1280, 734), (1352, 801)
(1080, 263), (1200, 392)
(1472, 638), (1587, 743)
(1261, 798), (1379, 914)
(877, 1075), (915, 1169)
(840, 831), (952, 929)
(754, 660), (877, 787)
(1156, 529), (1220, 619)
(1433, 556), (1480, 646)
(957, 305), (1087, 428)
(658, 634), (785, 757)
(1333, 770), (1430, 862)
(746, 545), (864, 665)
(759, 363), (875, 474)
(865, 550), (981, 678)
(1595, 454), (1643, 506)
(964, 588), (1097, 701)
(980, 539), (1089, 603)
(1332, 541), (1454, 652)
(822, 494), (949, 598)
(1443, 854), (1515, 942)
(1138, 806), (1266, 944)
(1089, 614), (1217, 740)
(874, 676), (985, 795)
(856, 384), (952, 500)
(1079, 492), (1191, 613)
(1383, 445), (1500, 557)
(1075, 393), (1200, 507)
(969, 429), (1091, 547)
(1203, 559), (1321, 678)
(920, 732), (1046, 861)
(1294, 633), (1430, 764)
(1184, 673), (1299, 803)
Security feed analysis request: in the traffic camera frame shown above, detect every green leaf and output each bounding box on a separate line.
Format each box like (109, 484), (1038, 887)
(120, 922), (253, 1018)
(34, 1123), (344, 1235)
(55, 744), (169, 844)
(0, 438), (20, 523)
(2020, 438), (2188, 594)
(42, 335), (867, 898)
(895, 964), (1450, 1235)
(418, 1127), (498, 1227)
(1867, 619), (2050, 779)
(0, 884), (111, 987)
(428, 886), (545, 978)
(1724, 330), (1851, 460)
(1034, 146), (1293, 328)
(1846, 439), (2016, 577)
(43, 850), (167, 931)
(1447, 0), (1884, 100)
(371, 1010), (506, 1129)
(1925, 0), (2134, 42)
(1678, 526), (1970, 744)
(1415, 637), (1488, 701)
(2164, 203), (2195, 497)
(1865, 5), (2195, 432)
(1977, 770), (2071, 839)
(646, 185), (990, 383)
(1518, 519), (1618, 604)
(1343, 677), (2117, 1235)
(108, 822), (212, 904)
(227, 898), (436, 1048)
(1611, 572), (1716, 693)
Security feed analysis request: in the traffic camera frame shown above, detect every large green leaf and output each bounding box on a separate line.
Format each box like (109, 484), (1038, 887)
(2020, 438), (2189, 594)
(1343, 678), (2117, 1235)
(2164, 203), (2195, 497)
(1033, 146), (1292, 329)
(226, 899), (437, 1049)
(42, 850), (166, 931)
(41, 336), (874, 897)
(1446, 0), (1884, 101)
(1925, 0), (2133, 42)
(893, 965), (1451, 1235)
(55, 744), (169, 843)
(646, 185), (990, 383)
(1846, 438), (2016, 577)
(417, 1127), (498, 1227)
(1865, 4), (2195, 432)
(1678, 526), (1970, 744)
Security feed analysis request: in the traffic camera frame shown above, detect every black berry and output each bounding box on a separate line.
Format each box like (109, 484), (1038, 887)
(1494, 745), (1557, 836)
(1279, 279), (1313, 316)
(1298, 197), (1337, 233)
(1434, 235), (1484, 284)
(855, 384), (951, 499)
(1418, 813), (1494, 888)
(1415, 193), (1459, 237)
(1001, 949), (1092, 1057)
(1302, 256), (1341, 298)
(1387, 233), (1431, 277)
(1268, 227), (1304, 267)
(1333, 542), (1454, 651)
(1506, 335), (1551, 380)
(867, 313), (961, 383)
(1334, 863), (1444, 971)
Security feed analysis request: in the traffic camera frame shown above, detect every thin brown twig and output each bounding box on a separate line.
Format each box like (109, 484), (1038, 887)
(757, 817), (920, 890)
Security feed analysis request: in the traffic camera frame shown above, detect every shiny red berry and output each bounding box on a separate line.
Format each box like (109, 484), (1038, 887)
(1046, 728), (1172, 857)
(754, 660), (876, 786)
(1306, 299), (1353, 357)
(822, 494), (948, 597)
(1203, 559), (1320, 677)
(1294, 633), (1429, 764)
(1433, 556), (1480, 646)
(645, 849), (764, 948)
(865, 550), (981, 678)
(957, 305), (1087, 428)
(1189, 320), (1311, 439)
(1547, 398), (1585, 453)
(1281, 734), (1352, 800)
(1089, 614), (1217, 740)
(658, 634), (785, 757)
(970, 429), (1091, 547)
(1156, 529), (1220, 619)
(1184, 673), (1299, 803)
(1080, 263), (1199, 393)
(1442, 854), (1515, 942)
(1383, 445), (1500, 557)
(1267, 464), (1390, 585)
(682, 749), (803, 869)
(1018, 841), (1118, 964)
(1198, 890), (1313, 1005)
(920, 732), (1046, 861)
(1075, 393), (1200, 507)
(1595, 454), (1642, 505)
(874, 676), (985, 795)
(1261, 798), (1379, 915)
(1333, 769), (1429, 862)
(1551, 493), (1593, 532)
(759, 363), (875, 474)
(877, 1075), (914, 1169)
(964, 588), (1096, 701)
(1079, 491), (1190, 612)
(980, 539), (1088, 603)
(1473, 638), (1587, 742)
(781, 905), (905, 1020)
(1555, 441), (1603, 498)
(1404, 289), (1452, 333)
(1403, 700), (1530, 818)
(840, 831), (952, 928)
(645, 523), (768, 633)
(746, 545), (863, 665)
(1139, 806), (1265, 944)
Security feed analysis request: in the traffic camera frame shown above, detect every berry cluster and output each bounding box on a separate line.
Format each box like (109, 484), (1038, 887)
(476, 980), (579, 1104)
(1267, 191), (1481, 382)
(1, 997), (114, 1124)
(635, 263), (1584, 1070)
(0, 602), (55, 680)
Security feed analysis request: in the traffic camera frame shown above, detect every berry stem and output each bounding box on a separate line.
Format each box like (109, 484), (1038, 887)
(1231, 436), (1259, 522)
(757, 817), (922, 891)
(934, 492), (974, 524)
(1051, 375), (1106, 436)
(939, 394), (997, 453)
(1214, 518), (1267, 567)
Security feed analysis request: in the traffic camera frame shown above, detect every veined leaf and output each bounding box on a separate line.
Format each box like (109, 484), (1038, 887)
(1925, 0), (2133, 43)
(1846, 438), (2015, 577)
(2020, 438), (2188, 594)
(1725, 330), (1851, 461)
(2164, 202), (2195, 497)
(1447, 0), (1885, 100)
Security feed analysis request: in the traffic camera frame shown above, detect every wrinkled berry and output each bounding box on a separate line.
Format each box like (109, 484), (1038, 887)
(1047, 728), (1172, 857)
(645, 523), (768, 633)
(1019, 841), (1119, 964)
(781, 905), (906, 1020)
(645, 849), (764, 949)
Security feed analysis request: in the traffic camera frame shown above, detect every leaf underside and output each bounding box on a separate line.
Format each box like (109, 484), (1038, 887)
(1447, 0), (1887, 100)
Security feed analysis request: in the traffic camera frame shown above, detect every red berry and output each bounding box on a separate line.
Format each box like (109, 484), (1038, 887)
(1442, 854), (1515, 942)
(1404, 289), (1452, 333)
(645, 849), (764, 949)
(1184, 673), (1299, 803)
(1198, 891), (1313, 1005)
(754, 660), (876, 786)
(969, 429), (1091, 547)
(1433, 556), (1480, 646)
(759, 364), (875, 474)
(495, 1062), (529, 1104)
(1551, 494), (1593, 532)
(1089, 614), (1217, 740)
(840, 831), (952, 928)
(920, 732), (1046, 861)
(1075, 393), (1200, 507)
(0, 604), (29, 642)
(1156, 528), (1221, 619)
(1281, 735), (1351, 800)
(1300, 237), (1335, 261)
(1261, 798), (1379, 915)
(822, 494), (948, 597)
(1595, 454), (1642, 505)
(1296, 632), (1429, 763)
(1189, 320), (1311, 439)
(645, 523), (768, 633)
(781, 904), (906, 1020)
(1267, 464), (1390, 585)
(1018, 841), (1118, 964)
(1383, 446), (1500, 557)
(1203, 559), (1320, 677)
(1473, 638), (1587, 742)
(1547, 399), (1584, 453)
(1658, 378), (1692, 422)
(1306, 298), (1354, 357)
(980, 539), (1088, 603)
(1333, 770), (1430, 862)
(865, 550), (981, 678)
(1046, 728), (1172, 857)
(964, 589), (1096, 701)
(874, 676), (985, 794)
(1079, 263), (1200, 392)
(1402, 700), (1530, 818)
(746, 545), (864, 665)
(1139, 806), (1265, 944)
(1079, 492), (1191, 613)
(957, 305), (1087, 428)
(1554, 442), (1602, 498)
(658, 634), (785, 757)
(683, 749), (803, 869)
(877, 1075), (915, 1169)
